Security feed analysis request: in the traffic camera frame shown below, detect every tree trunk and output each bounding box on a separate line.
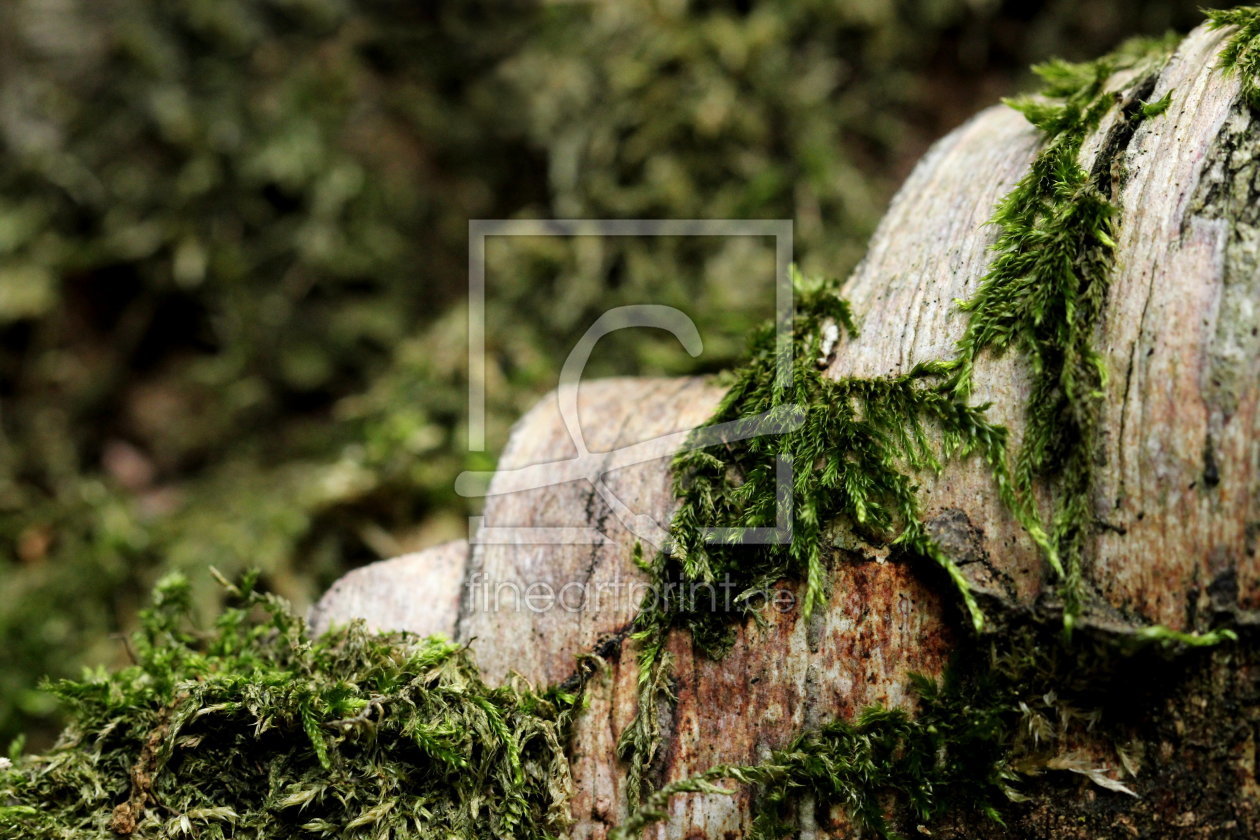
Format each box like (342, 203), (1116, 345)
(313, 22), (1260, 839)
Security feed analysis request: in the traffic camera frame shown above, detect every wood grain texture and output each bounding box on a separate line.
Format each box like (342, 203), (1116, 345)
(315, 22), (1260, 838)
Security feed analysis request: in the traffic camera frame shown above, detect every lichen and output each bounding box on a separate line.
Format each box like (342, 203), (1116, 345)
(0, 572), (576, 840)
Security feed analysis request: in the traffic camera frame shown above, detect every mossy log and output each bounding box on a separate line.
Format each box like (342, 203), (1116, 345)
(314, 21), (1260, 839)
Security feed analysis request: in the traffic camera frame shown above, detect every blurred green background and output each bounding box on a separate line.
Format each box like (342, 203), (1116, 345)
(0, 0), (1211, 747)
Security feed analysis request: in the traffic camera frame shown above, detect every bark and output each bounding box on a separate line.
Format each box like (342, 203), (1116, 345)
(313, 22), (1260, 838)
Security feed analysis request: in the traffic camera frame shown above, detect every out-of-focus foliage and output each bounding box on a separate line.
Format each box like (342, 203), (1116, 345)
(0, 0), (1210, 745)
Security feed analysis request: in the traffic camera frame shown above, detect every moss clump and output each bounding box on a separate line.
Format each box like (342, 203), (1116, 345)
(0, 572), (575, 840)
(1209, 6), (1260, 108)
(666, 268), (1008, 631)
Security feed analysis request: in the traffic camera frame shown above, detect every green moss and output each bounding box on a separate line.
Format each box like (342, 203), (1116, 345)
(949, 36), (1176, 630)
(618, 266), (1023, 805)
(6, 10), (1257, 840)
(1140, 89), (1175, 117)
(615, 24), (1251, 835)
(0, 572), (576, 839)
(1209, 6), (1260, 108)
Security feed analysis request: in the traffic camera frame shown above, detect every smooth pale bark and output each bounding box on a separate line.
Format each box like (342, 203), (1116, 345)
(313, 22), (1259, 838)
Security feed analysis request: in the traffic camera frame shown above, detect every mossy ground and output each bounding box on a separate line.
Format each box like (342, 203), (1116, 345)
(0, 572), (576, 840)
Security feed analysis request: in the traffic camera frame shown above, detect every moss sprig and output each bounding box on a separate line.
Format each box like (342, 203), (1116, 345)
(0, 571), (576, 840)
(1208, 6), (1260, 109)
(948, 37), (1179, 631)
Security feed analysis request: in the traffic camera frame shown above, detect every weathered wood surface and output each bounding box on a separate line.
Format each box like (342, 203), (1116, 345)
(313, 22), (1260, 838)
(308, 540), (468, 638)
